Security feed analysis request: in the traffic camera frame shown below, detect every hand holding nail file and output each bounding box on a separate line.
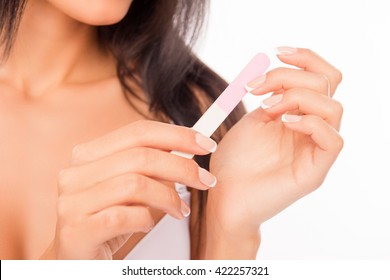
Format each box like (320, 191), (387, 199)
(172, 53), (270, 159)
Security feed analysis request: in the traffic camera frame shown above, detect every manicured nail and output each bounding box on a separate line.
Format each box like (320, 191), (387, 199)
(198, 167), (217, 188)
(145, 223), (154, 232)
(281, 113), (302, 123)
(195, 133), (217, 153)
(246, 74), (266, 92)
(171, 150), (193, 159)
(261, 94), (283, 109)
(275, 46), (297, 56)
(180, 200), (191, 217)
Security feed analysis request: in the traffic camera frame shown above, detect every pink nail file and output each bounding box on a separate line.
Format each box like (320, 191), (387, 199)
(173, 53), (270, 159)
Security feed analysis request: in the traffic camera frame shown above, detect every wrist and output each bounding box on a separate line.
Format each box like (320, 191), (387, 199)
(39, 240), (56, 260)
(205, 184), (263, 259)
(205, 218), (261, 259)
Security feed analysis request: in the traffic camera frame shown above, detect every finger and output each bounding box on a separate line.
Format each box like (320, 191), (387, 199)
(281, 114), (344, 165)
(58, 147), (216, 194)
(261, 90), (344, 130)
(72, 120), (217, 165)
(249, 67), (330, 96)
(87, 206), (155, 245)
(66, 173), (188, 220)
(275, 47), (342, 96)
(244, 106), (274, 123)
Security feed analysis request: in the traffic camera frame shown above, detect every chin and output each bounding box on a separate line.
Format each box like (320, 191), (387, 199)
(77, 5), (131, 26)
(48, 0), (133, 26)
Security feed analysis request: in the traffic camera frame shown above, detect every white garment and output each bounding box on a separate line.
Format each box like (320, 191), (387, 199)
(124, 184), (191, 260)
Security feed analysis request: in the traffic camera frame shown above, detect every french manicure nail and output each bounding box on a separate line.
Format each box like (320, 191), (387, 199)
(261, 94), (283, 109)
(275, 46), (297, 56)
(281, 113), (302, 123)
(246, 74), (266, 92)
(171, 150), (193, 159)
(180, 200), (191, 217)
(198, 167), (217, 188)
(195, 133), (217, 153)
(145, 223), (154, 232)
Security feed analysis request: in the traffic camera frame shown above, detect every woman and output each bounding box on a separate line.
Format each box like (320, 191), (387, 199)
(0, 0), (343, 259)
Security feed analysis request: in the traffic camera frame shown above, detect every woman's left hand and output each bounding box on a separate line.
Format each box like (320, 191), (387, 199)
(206, 47), (343, 258)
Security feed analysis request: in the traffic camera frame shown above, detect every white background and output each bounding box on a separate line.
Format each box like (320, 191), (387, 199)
(196, 0), (390, 259)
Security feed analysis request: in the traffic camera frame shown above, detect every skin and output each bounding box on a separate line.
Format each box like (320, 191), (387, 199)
(0, 0), (343, 260)
(206, 48), (343, 258)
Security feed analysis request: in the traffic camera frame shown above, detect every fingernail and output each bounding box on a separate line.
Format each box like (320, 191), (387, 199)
(180, 200), (191, 217)
(246, 74), (266, 92)
(261, 94), (283, 109)
(171, 150), (193, 159)
(195, 133), (217, 153)
(281, 113), (302, 123)
(275, 46), (297, 56)
(145, 223), (154, 232)
(198, 167), (217, 188)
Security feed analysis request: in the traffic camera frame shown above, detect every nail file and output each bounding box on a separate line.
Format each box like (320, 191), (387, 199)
(172, 53), (270, 159)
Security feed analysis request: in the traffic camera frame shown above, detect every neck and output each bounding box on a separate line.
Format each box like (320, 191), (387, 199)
(0, 0), (115, 98)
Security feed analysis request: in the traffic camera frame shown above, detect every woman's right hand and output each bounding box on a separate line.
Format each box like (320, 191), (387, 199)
(49, 120), (217, 259)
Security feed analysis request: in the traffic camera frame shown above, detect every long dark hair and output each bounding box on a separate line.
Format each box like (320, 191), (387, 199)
(0, 0), (246, 259)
